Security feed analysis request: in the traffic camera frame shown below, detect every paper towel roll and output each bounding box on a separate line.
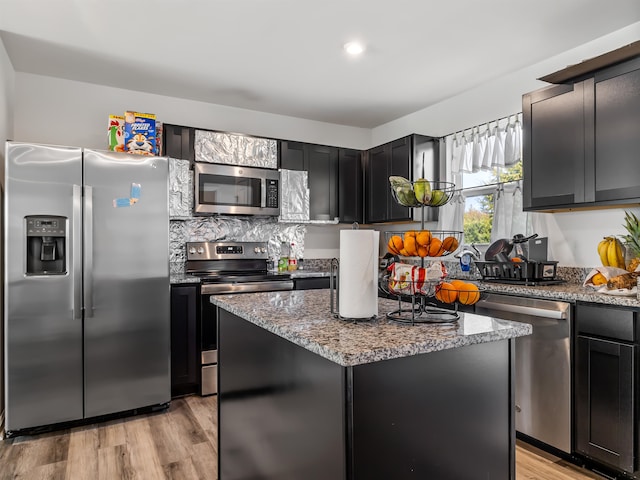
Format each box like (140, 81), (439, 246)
(339, 230), (379, 319)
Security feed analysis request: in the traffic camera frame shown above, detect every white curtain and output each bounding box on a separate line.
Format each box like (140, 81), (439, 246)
(490, 181), (531, 241)
(437, 190), (466, 236)
(450, 113), (522, 174)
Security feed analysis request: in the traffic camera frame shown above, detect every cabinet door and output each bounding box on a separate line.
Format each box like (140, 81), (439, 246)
(279, 141), (306, 171)
(338, 148), (363, 223)
(365, 144), (390, 223)
(594, 58), (640, 203)
(575, 335), (635, 473)
(388, 136), (412, 221)
(307, 144), (339, 220)
(523, 82), (590, 210)
(170, 285), (200, 397)
(163, 124), (195, 161)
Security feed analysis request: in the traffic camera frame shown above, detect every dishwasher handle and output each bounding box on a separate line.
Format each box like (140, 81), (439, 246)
(477, 299), (569, 320)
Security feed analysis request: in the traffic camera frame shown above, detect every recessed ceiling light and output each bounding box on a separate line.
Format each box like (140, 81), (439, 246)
(343, 41), (365, 56)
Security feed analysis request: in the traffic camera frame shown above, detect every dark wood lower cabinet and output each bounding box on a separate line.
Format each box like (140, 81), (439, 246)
(292, 276), (330, 290)
(218, 309), (514, 480)
(170, 284), (200, 397)
(574, 301), (639, 476)
(575, 335), (636, 473)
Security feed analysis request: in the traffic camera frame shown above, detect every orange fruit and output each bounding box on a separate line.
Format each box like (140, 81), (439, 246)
(417, 246), (428, 258)
(435, 282), (458, 304)
(458, 283), (481, 305)
(404, 230), (417, 241)
(389, 235), (404, 254)
(450, 279), (467, 290)
(427, 237), (443, 257)
(387, 238), (399, 254)
(399, 248), (410, 257)
(403, 236), (418, 256)
(416, 230), (432, 247)
(442, 236), (459, 252)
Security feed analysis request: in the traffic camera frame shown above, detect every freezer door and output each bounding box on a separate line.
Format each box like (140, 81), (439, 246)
(83, 150), (170, 418)
(4, 142), (84, 432)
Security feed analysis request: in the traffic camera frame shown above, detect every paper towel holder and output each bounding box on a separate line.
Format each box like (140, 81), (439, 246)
(329, 258), (376, 322)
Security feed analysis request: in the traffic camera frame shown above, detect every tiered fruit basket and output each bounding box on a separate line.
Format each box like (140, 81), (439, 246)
(382, 179), (483, 324)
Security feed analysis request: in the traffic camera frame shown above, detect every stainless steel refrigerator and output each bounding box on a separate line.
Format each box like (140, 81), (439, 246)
(3, 141), (170, 434)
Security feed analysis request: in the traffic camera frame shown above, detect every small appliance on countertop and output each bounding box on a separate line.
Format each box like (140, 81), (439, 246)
(475, 235), (563, 285)
(185, 240), (294, 395)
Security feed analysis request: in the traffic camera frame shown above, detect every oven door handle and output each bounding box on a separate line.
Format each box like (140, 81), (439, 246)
(201, 280), (294, 295)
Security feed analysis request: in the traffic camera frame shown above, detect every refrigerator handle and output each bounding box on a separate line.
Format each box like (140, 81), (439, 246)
(73, 185), (82, 320)
(84, 185), (94, 318)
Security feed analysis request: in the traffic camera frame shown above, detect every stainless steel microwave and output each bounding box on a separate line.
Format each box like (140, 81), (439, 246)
(194, 162), (280, 216)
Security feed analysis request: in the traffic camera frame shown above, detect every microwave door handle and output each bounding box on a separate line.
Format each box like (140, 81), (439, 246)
(260, 178), (267, 208)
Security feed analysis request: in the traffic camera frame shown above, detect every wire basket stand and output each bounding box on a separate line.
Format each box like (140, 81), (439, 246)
(384, 179), (466, 324)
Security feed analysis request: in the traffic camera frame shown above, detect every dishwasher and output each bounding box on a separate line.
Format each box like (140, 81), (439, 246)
(476, 293), (572, 454)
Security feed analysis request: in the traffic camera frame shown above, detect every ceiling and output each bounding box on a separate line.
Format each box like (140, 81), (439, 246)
(1, 0), (639, 129)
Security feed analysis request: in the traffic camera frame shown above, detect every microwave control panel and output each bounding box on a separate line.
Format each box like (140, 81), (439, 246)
(266, 179), (279, 208)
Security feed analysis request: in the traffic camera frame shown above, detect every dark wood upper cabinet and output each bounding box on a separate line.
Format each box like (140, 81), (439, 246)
(338, 148), (363, 224)
(523, 81), (590, 210)
(365, 138), (413, 224)
(163, 124), (195, 162)
(523, 55), (640, 211)
(364, 135), (438, 224)
(594, 61), (640, 203)
(307, 144), (339, 220)
(279, 140), (339, 220)
(365, 143), (393, 224)
(279, 141), (306, 171)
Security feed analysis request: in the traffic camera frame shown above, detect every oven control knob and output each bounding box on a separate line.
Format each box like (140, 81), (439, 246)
(189, 247), (196, 254)
(197, 247), (205, 254)
(254, 247), (260, 254)
(260, 247), (267, 253)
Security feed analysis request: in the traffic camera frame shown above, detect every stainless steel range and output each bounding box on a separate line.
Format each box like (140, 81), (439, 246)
(186, 241), (294, 395)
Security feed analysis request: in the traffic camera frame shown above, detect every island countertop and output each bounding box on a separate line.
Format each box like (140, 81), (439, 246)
(210, 289), (531, 367)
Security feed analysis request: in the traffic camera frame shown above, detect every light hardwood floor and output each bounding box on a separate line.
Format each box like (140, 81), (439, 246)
(0, 395), (604, 479)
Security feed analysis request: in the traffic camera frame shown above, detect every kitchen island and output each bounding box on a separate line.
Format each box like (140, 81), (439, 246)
(211, 290), (531, 480)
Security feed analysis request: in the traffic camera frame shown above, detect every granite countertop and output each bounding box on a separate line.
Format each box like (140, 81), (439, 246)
(170, 263), (199, 284)
(477, 281), (640, 308)
(210, 289), (532, 367)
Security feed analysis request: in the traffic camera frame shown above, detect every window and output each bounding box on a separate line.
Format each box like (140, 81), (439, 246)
(462, 162), (522, 244)
(444, 113), (524, 245)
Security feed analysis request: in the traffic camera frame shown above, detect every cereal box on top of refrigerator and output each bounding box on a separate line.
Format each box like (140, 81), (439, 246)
(108, 115), (125, 152)
(124, 111), (156, 155)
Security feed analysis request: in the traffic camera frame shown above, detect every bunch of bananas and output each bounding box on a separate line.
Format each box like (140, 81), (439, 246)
(598, 236), (626, 269)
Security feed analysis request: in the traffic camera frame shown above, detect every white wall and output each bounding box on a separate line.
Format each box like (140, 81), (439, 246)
(372, 22), (640, 268)
(11, 23), (640, 267)
(13, 74), (371, 150)
(0, 34), (15, 435)
(12, 73), (372, 261)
